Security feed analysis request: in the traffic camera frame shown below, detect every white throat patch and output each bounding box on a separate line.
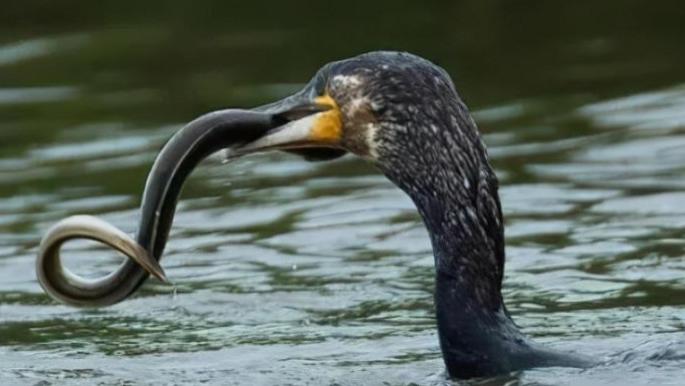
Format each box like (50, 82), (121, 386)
(364, 122), (380, 160)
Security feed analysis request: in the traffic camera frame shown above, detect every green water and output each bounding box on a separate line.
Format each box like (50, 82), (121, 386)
(1, 1), (684, 385)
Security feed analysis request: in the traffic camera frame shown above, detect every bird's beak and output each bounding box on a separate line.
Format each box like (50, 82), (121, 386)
(236, 93), (344, 155)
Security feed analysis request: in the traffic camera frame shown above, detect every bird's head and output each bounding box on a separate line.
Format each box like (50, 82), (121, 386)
(242, 50), (500, 300)
(239, 51), (486, 196)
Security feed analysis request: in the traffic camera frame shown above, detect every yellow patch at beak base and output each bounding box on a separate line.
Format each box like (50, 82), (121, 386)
(310, 94), (343, 144)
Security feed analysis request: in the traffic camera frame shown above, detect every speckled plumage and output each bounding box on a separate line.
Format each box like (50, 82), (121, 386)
(306, 52), (594, 378)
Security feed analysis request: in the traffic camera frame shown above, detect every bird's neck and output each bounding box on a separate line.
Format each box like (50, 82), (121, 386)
(411, 179), (507, 304)
(383, 141), (597, 378)
(383, 145), (507, 311)
(381, 138), (532, 376)
(411, 174), (525, 369)
(410, 172), (538, 377)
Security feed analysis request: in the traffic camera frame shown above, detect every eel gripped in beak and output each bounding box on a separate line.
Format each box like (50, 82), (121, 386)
(36, 88), (344, 307)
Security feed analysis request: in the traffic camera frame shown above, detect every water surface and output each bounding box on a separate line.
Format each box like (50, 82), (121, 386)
(1, 1), (684, 385)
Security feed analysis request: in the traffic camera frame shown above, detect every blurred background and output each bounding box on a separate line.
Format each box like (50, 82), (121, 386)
(1, 1), (684, 385)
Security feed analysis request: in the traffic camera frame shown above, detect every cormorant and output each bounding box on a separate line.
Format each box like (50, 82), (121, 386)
(36, 51), (595, 379)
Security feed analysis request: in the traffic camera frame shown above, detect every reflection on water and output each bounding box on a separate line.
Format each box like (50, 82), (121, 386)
(1, 1), (685, 385)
